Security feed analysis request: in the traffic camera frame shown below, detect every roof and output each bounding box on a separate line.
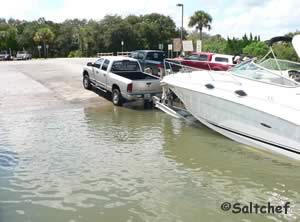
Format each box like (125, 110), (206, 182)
(131, 50), (164, 53)
(97, 56), (138, 62)
(191, 52), (214, 55)
(213, 54), (234, 58)
(191, 52), (234, 59)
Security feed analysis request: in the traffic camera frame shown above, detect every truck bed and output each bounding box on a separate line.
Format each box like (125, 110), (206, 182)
(113, 71), (158, 80)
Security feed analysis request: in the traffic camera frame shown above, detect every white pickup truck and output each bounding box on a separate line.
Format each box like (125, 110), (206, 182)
(82, 56), (162, 106)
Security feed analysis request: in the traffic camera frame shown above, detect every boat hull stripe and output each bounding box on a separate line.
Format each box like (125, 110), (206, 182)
(207, 121), (300, 155)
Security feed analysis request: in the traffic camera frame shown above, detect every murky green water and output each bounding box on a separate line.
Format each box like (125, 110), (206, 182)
(1, 104), (300, 222)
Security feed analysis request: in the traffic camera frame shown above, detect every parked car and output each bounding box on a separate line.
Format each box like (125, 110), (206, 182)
(82, 56), (162, 107)
(0, 51), (12, 61)
(129, 50), (165, 76)
(16, 51), (32, 60)
(171, 52), (234, 71)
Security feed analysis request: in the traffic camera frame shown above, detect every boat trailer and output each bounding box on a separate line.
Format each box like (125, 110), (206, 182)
(152, 84), (198, 123)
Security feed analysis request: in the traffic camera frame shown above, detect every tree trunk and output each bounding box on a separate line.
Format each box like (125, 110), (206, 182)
(199, 28), (203, 41)
(43, 41), (46, 58)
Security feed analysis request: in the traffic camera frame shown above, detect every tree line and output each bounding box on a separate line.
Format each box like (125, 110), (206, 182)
(199, 32), (300, 61)
(0, 11), (299, 61)
(0, 14), (180, 58)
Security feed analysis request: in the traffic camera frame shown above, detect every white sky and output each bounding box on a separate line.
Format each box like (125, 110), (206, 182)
(0, 0), (299, 40)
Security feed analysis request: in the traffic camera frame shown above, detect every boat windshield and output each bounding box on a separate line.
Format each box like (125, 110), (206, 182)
(259, 58), (300, 71)
(231, 60), (299, 87)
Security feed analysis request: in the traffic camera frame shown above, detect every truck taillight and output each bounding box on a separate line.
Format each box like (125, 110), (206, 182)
(156, 63), (161, 69)
(127, 83), (133, 93)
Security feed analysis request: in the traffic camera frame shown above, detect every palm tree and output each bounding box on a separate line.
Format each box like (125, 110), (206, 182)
(33, 27), (55, 58)
(188, 10), (212, 41)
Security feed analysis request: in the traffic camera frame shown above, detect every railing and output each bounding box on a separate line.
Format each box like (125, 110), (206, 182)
(117, 51), (131, 57)
(97, 52), (114, 57)
(96, 52), (131, 57)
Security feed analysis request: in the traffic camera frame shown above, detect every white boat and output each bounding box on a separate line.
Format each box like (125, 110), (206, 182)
(161, 35), (300, 160)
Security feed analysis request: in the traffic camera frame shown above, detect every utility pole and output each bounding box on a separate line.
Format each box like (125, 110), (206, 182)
(121, 40), (124, 54)
(37, 45), (41, 58)
(43, 41), (46, 58)
(176, 3), (184, 56)
(46, 44), (49, 58)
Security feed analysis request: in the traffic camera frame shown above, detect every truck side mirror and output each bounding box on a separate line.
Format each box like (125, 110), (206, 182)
(87, 62), (93, 66)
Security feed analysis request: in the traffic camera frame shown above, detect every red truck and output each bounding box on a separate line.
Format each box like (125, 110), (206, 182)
(171, 52), (234, 71)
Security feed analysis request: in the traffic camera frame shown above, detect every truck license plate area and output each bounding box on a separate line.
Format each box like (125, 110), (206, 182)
(144, 94), (151, 99)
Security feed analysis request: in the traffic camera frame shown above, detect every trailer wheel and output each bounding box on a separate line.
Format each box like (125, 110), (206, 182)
(112, 88), (123, 106)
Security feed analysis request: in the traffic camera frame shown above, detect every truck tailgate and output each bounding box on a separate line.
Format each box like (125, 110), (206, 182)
(132, 79), (161, 94)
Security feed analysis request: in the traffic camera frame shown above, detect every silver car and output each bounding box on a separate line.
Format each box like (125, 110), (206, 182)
(16, 51), (32, 60)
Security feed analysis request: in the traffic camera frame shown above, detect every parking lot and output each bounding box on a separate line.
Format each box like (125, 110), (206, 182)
(0, 58), (110, 113)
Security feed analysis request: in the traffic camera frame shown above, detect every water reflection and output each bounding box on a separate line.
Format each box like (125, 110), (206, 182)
(84, 106), (300, 222)
(0, 149), (18, 169)
(0, 104), (299, 222)
(160, 113), (300, 221)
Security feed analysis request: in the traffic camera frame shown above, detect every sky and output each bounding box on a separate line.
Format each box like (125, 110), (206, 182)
(0, 0), (299, 40)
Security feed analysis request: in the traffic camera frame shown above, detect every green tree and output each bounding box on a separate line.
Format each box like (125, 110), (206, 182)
(225, 37), (242, 55)
(188, 10), (212, 41)
(0, 30), (8, 49)
(273, 43), (299, 62)
(242, 41), (269, 58)
(33, 27), (55, 57)
(141, 13), (177, 49)
(54, 19), (86, 57)
(0, 26), (18, 53)
(1, 15), (298, 60)
(16, 21), (40, 54)
(6, 27), (18, 51)
(225, 34), (261, 55)
(98, 15), (124, 51)
(202, 34), (226, 53)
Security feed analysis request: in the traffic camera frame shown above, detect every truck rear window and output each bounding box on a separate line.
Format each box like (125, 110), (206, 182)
(198, 54), (208, 61)
(186, 54), (208, 61)
(214, 57), (229, 63)
(111, 61), (140, 72)
(145, 52), (164, 62)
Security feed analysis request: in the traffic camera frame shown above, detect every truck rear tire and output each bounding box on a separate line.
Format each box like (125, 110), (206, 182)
(112, 88), (123, 106)
(83, 74), (92, 90)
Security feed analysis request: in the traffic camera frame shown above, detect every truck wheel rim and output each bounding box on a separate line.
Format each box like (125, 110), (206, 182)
(84, 78), (88, 87)
(113, 93), (119, 103)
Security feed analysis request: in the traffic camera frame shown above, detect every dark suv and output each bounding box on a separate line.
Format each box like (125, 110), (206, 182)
(129, 50), (165, 76)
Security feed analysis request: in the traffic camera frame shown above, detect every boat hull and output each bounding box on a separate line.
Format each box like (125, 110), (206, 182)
(169, 85), (300, 160)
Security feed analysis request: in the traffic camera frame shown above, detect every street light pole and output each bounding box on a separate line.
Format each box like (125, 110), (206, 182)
(176, 3), (184, 56)
(46, 44), (49, 58)
(43, 41), (46, 58)
(121, 40), (124, 54)
(37, 45), (41, 58)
